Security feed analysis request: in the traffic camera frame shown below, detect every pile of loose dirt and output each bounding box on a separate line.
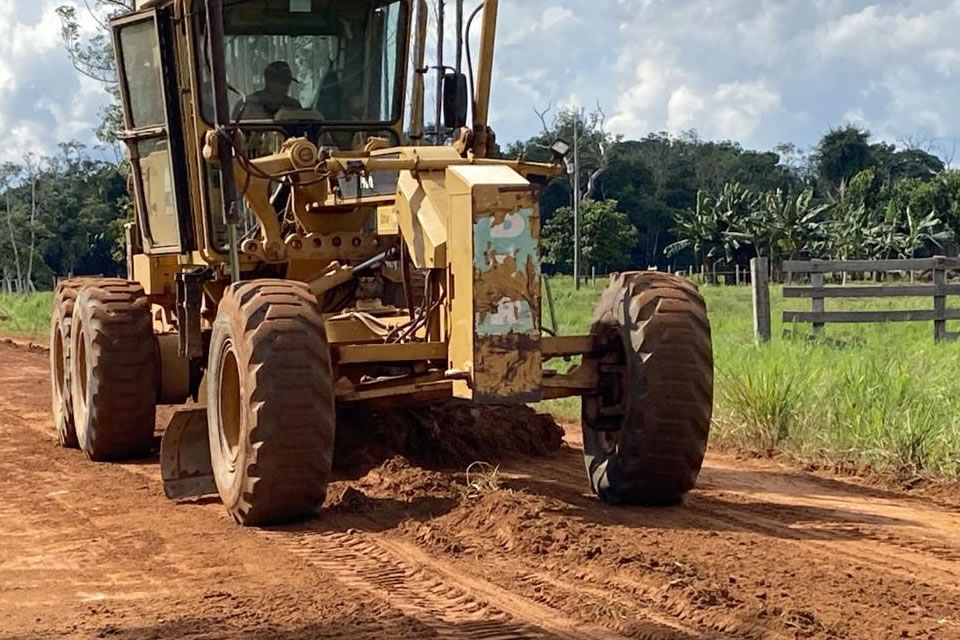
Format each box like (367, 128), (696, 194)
(334, 401), (564, 478)
(0, 337), (46, 353)
(325, 456), (463, 528)
(344, 455), (457, 501)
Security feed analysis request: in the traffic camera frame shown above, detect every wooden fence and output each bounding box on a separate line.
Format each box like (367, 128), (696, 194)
(751, 256), (960, 343)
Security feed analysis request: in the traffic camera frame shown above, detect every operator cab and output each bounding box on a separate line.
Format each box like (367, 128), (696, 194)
(111, 0), (412, 259)
(195, 0), (409, 148)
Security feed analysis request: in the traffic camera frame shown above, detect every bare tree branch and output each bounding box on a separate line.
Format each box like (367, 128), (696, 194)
(897, 134), (937, 154)
(584, 102), (609, 201)
(533, 101), (553, 139)
(942, 138), (957, 170)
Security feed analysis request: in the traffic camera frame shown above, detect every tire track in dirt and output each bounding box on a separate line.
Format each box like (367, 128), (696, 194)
(514, 449), (960, 591)
(1, 341), (647, 639)
(5, 339), (960, 639)
(684, 499), (960, 592)
(0, 339), (752, 640)
(492, 450), (959, 638)
(258, 528), (637, 640)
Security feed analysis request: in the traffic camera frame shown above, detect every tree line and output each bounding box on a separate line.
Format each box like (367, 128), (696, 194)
(510, 108), (959, 278)
(2, 104), (957, 292)
(4, 0), (949, 291)
(0, 143), (127, 292)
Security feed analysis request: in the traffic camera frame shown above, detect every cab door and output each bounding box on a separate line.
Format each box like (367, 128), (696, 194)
(112, 9), (194, 255)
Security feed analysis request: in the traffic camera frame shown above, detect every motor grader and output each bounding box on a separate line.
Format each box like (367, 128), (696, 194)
(48, 0), (714, 525)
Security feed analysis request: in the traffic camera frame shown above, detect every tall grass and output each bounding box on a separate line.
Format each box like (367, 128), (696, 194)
(0, 292), (52, 340)
(542, 277), (960, 480)
(707, 284), (960, 479)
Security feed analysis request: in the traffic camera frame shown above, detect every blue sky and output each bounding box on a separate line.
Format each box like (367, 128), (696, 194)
(2, 0), (960, 162)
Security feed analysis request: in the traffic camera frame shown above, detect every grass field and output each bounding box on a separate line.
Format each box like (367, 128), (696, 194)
(0, 292), (53, 340)
(546, 275), (960, 481)
(4, 279), (959, 480)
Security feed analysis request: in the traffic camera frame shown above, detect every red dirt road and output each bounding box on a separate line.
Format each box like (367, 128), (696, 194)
(1, 340), (959, 639)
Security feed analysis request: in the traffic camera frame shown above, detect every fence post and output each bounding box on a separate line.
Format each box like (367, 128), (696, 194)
(751, 257), (771, 344)
(811, 272), (825, 336)
(541, 274), (558, 336)
(934, 261), (947, 342)
(735, 264), (741, 286)
(591, 266), (597, 286)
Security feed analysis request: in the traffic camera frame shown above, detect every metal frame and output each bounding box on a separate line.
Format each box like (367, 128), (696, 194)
(112, 9), (193, 256)
(115, 0), (605, 404)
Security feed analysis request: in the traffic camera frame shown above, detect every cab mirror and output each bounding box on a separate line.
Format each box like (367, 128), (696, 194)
(442, 73), (468, 129)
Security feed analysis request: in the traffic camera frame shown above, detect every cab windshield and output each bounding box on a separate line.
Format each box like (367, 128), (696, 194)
(200, 0), (407, 124)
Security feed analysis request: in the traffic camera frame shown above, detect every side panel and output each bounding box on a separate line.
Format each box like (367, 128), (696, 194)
(132, 253), (180, 297)
(447, 165), (541, 403)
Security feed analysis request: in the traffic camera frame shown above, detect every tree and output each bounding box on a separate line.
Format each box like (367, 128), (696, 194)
(0, 163), (24, 291)
(813, 126), (873, 193)
(56, 0), (134, 150)
(507, 104), (615, 220)
(542, 200), (637, 273)
(0, 144), (128, 289)
(713, 182), (762, 262)
(893, 207), (952, 259)
(872, 143), (945, 182)
(821, 177), (874, 264)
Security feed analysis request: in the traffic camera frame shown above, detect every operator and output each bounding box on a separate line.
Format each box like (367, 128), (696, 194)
(237, 61), (302, 119)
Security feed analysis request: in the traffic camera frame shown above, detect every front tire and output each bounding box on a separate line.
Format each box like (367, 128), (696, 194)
(207, 280), (336, 526)
(70, 280), (157, 461)
(582, 272), (714, 505)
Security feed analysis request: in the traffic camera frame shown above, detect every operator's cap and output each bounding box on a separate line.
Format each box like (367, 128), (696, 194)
(265, 60), (299, 84)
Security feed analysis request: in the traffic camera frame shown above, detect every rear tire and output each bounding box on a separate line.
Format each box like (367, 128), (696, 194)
(582, 272), (713, 505)
(70, 280), (157, 461)
(50, 281), (88, 448)
(207, 280), (335, 526)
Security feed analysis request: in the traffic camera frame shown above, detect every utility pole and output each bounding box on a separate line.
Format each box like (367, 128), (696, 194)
(573, 113), (581, 290)
(435, 1), (445, 145)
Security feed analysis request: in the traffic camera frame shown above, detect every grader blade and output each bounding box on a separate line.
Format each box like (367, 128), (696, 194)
(160, 408), (216, 500)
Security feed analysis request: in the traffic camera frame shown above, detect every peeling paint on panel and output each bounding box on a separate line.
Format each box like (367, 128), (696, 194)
(473, 207), (541, 335)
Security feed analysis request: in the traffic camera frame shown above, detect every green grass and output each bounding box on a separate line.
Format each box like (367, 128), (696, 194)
(710, 282), (960, 479)
(4, 278), (960, 479)
(0, 292), (52, 340)
(545, 276), (960, 480)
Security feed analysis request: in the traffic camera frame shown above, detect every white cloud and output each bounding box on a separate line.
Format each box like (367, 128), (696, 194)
(4, 0), (960, 163)
(0, 0), (110, 162)
(814, 4), (948, 63)
(541, 6), (578, 30)
(666, 86), (703, 131)
(487, 0), (960, 156)
(709, 82), (782, 141)
(929, 48), (960, 77)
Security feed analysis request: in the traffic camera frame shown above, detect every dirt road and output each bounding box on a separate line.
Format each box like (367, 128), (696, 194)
(1, 340), (959, 640)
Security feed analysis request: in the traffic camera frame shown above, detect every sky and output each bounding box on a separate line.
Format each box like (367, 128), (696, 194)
(2, 0), (960, 163)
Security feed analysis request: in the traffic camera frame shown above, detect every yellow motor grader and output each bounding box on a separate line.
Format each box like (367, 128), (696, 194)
(49, 0), (714, 525)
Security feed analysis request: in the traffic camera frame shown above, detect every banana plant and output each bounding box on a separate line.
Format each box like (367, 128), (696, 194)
(665, 189), (723, 270)
(893, 206), (952, 259)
